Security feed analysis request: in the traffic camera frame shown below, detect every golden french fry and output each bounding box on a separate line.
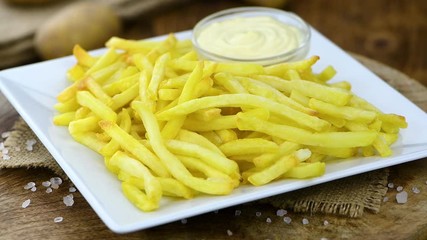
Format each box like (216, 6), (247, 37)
(247, 153), (297, 186)
(309, 98), (377, 124)
(282, 162), (326, 179)
(99, 120), (170, 177)
(237, 114), (377, 148)
(156, 94), (330, 132)
(132, 101), (235, 195)
(291, 79), (351, 106)
(53, 112), (76, 126)
(219, 138), (279, 157)
(76, 91), (117, 122)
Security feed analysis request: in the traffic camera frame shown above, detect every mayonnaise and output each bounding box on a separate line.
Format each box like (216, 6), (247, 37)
(196, 16), (303, 60)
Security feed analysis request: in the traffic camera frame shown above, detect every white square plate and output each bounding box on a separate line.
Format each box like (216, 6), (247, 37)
(1, 29), (427, 233)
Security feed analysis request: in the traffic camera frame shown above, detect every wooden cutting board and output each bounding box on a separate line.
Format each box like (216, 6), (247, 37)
(1, 54), (427, 239)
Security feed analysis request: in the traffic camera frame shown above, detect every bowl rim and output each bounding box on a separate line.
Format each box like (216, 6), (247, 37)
(191, 7), (311, 64)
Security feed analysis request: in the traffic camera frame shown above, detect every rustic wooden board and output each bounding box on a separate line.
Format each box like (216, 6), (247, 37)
(1, 54), (427, 239)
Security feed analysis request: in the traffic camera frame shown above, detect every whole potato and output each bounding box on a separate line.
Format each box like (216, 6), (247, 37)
(244, 0), (288, 8)
(34, 2), (121, 60)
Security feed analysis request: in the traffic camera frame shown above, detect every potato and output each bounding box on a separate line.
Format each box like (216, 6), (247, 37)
(34, 2), (121, 60)
(244, 0), (289, 8)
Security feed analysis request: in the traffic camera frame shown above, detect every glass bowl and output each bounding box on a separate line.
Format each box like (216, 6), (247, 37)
(192, 7), (311, 66)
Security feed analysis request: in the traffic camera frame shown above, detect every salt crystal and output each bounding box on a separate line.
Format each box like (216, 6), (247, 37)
(323, 220), (329, 226)
(2, 155), (10, 160)
(2, 131), (10, 139)
(234, 209), (241, 216)
(387, 182), (394, 188)
(180, 218), (187, 224)
(54, 217), (63, 223)
(320, 238), (329, 240)
(26, 139), (36, 146)
(51, 183), (59, 189)
(50, 177), (63, 185)
(256, 212), (262, 217)
(42, 181), (51, 187)
(46, 187), (52, 193)
(283, 216), (292, 224)
(24, 182), (36, 190)
(412, 186), (420, 194)
(69, 187), (77, 193)
(383, 196), (389, 202)
(25, 145), (33, 151)
(302, 218), (309, 225)
(63, 194), (74, 207)
(266, 217), (272, 223)
(0, 142), (4, 150)
(2, 148), (8, 155)
(276, 209), (287, 217)
(396, 191), (408, 204)
(226, 229), (233, 236)
(22, 199), (31, 208)
(30, 186), (37, 192)
(396, 186), (403, 192)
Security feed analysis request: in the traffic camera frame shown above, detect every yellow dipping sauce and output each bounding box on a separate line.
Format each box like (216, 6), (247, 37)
(196, 16), (303, 60)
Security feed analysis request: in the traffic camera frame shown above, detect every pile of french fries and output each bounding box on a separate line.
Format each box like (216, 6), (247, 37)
(53, 34), (407, 211)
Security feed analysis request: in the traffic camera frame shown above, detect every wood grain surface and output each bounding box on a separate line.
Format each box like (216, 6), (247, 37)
(1, 0), (427, 239)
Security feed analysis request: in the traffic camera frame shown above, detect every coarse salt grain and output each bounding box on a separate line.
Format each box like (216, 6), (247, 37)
(2, 155), (10, 160)
(283, 216), (292, 224)
(0, 142), (4, 150)
(30, 186), (37, 192)
(396, 191), (408, 204)
(412, 186), (420, 194)
(397, 186), (403, 192)
(2, 148), (8, 155)
(50, 177), (62, 185)
(234, 209), (241, 216)
(26, 139), (36, 146)
(42, 181), (51, 187)
(25, 145), (33, 151)
(24, 182), (36, 190)
(2, 131), (10, 139)
(255, 212), (262, 217)
(302, 218), (309, 225)
(22, 199), (31, 208)
(54, 217), (63, 223)
(226, 229), (233, 236)
(63, 194), (74, 207)
(181, 218), (187, 224)
(323, 220), (329, 226)
(46, 187), (52, 193)
(69, 187), (77, 193)
(276, 209), (287, 217)
(387, 182), (394, 188)
(51, 183), (59, 189)
(383, 196), (389, 202)
(266, 218), (272, 223)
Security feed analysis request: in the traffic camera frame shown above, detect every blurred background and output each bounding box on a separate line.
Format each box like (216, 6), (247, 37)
(1, 0), (426, 86)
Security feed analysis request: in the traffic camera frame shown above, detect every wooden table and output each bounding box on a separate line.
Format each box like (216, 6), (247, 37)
(1, 0), (427, 239)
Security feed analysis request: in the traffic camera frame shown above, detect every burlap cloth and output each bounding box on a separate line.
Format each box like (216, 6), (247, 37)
(1, 54), (426, 218)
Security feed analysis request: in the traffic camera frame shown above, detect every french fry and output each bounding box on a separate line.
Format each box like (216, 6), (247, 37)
(157, 94), (330, 132)
(132, 101), (235, 195)
(237, 114), (377, 148)
(76, 91), (117, 122)
(110, 151), (162, 211)
(99, 120), (170, 177)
